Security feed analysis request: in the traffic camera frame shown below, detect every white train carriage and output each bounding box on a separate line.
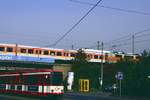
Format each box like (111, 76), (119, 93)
(0, 43), (140, 63)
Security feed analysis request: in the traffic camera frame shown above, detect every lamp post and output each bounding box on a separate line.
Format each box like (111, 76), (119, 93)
(100, 42), (104, 89)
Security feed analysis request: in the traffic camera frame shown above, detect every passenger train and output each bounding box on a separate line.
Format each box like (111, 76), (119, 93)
(0, 69), (64, 96)
(0, 43), (140, 63)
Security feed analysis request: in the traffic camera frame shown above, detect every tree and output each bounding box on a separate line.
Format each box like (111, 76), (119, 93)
(104, 50), (150, 97)
(74, 49), (88, 62)
(71, 49), (100, 91)
(141, 49), (150, 57)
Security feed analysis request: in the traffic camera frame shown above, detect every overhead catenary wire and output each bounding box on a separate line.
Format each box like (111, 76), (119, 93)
(135, 39), (150, 44)
(106, 36), (150, 52)
(134, 28), (150, 35)
(107, 36), (150, 48)
(44, 0), (103, 47)
(69, 0), (150, 16)
(104, 27), (150, 46)
(87, 28), (150, 51)
(135, 33), (150, 38)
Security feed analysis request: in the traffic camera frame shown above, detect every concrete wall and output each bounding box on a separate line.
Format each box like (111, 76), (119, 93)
(53, 64), (72, 80)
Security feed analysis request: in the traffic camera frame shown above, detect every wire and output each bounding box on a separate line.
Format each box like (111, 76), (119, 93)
(135, 39), (150, 44)
(104, 28), (150, 46)
(69, 0), (150, 16)
(134, 28), (150, 35)
(45, 0), (103, 47)
(85, 29), (150, 50)
(135, 33), (150, 38)
(108, 37), (150, 52)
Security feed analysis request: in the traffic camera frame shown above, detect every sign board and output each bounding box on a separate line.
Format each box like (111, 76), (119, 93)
(116, 72), (123, 80)
(67, 72), (74, 90)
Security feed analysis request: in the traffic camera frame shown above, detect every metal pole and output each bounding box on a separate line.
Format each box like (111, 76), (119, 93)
(100, 42), (104, 89)
(72, 45), (74, 50)
(119, 80), (122, 97)
(15, 44), (18, 56)
(132, 35), (135, 54)
(97, 41), (100, 50)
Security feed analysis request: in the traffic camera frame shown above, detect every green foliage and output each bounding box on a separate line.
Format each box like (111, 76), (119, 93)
(104, 50), (150, 97)
(74, 49), (88, 62)
(71, 49), (101, 91)
(71, 49), (150, 97)
(141, 49), (150, 57)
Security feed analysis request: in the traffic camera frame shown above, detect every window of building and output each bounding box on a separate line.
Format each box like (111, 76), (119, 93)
(6, 47), (13, 52)
(57, 52), (62, 56)
(0, 47), (5, 51)
(43, 50), (49, 55)
(21, 49), (26, 53)
(28, 49), (33, 54)
(50, 51), (55, 56)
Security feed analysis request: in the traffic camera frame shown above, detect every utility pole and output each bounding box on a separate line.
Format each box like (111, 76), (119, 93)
(132, 35), (135, 54)
(97, 41), (100, 50)
(100, 42), (104, 89)
(71, 45), (74, 50)
(15, 44), (18, 56)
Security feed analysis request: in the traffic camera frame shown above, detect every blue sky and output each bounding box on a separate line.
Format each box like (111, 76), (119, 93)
(0, 0), (150, 53)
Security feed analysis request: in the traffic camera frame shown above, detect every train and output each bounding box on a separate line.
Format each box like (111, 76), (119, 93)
(0, 69), (64, 96)
(0, 43), (140, 63)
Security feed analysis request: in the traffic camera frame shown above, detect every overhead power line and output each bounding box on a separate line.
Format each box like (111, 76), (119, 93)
(135, 39), (150, 44)
(134, 28), (150, 35)
(45, 0), (103, 47)
(135, 33), (150, 38)
(69, 0), (150, 16)
(113, 38), (150, 48)
(104, 27), (150, 46)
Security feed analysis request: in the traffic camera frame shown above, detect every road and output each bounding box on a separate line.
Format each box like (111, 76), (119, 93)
(0, 93), (145, 100)
(63, 93), (117, 100)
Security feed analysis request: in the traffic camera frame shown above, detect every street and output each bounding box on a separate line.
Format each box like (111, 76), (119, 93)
(0, 93), (143, 100)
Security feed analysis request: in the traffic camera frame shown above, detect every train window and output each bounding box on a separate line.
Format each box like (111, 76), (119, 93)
(99, 55), (103, 59)
(6, 47), (13, 52)
(70, 53), (76, 57)
(21, 49), (26, 53)
(28, 49), (33, 54)
(57, 52), (62, 56)
(43, 50), (49, 55)
(115, 55), (122, 58)
(94, 55), (98, 59)
(0, 77), (6, 84)
(0, 47), (5, 51)
(39, 50), (42, 54)
(51, 72), (63, 85)
(50, 51), (55, 56)
(125, 56), (133, 60)
(26, 75), (39, 84)
(64, 53), (69, 56)
(10, 85), (15, 90)
(105, 54), (108, 60)
(35, 50), (42, 54)
(35, 50), (39, 54)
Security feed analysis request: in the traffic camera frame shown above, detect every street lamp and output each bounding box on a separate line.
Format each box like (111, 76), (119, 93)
(100, 42), (104, 89)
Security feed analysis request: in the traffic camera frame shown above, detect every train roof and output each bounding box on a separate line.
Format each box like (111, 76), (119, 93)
(19, 44), (64, 51)
(0, 69), (63, 76)
(81, 48), (111, 54)
(0, 43), (16, 47)
(0, 43), (64, 51)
